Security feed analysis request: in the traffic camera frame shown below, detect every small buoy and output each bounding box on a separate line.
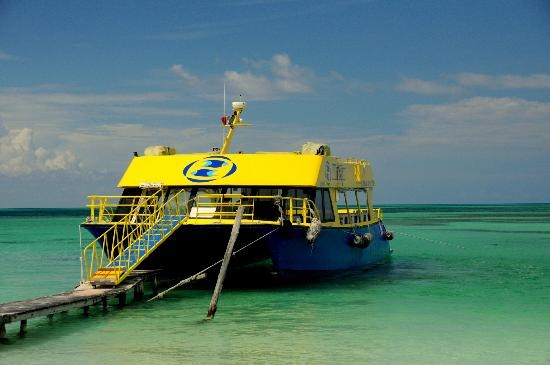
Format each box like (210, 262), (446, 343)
(383, 231), (394, 240)
(362, 232), (373, 246)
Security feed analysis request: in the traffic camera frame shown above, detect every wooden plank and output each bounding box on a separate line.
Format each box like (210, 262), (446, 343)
(0, 277), (142, 325)
(0, 270), (164, 338)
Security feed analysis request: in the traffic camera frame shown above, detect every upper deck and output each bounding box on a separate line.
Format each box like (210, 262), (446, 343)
(117, 152), (376, 189)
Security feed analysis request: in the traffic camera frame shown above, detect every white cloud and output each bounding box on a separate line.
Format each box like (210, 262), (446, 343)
(402, 97), (550, 145)
(223, 54), (313, 100)
(396, 77), (462, 95)
(169, 53), (374, 100)
(79, 123), (206, 141)
(0, 50), (15, 60)
(0, 86), (203, 176)
(3, 90), (174, 106)
(0, 125), (79, 176)
(224, 71), (275, 100)
(454, 73), (492, 87)
(0, 87), (192, 130)
(398, 73), (550, 95)
(171, 64), (200, 85)
(270, 54), (312, 93)
(455, 73), (550, 89)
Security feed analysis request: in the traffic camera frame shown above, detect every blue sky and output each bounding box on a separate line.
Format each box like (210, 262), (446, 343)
(1, 0), (549, 207)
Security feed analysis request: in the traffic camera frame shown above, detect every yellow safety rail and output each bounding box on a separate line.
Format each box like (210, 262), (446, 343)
(83, 191), (321, 285)
(83, 188), (190, 285)
(337, 207), (383, 225)
(190, 194), (320, 226)
(86, 194), (156, 223)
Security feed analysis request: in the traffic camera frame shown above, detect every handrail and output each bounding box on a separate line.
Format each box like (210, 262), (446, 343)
(336, 207), (383, 225)
(82, 189), (167, 281)
(190, 194), (320, 225)
(82, 191), (322, 284)
(104, 188), (191, 284)
(86, 195), (156, 223)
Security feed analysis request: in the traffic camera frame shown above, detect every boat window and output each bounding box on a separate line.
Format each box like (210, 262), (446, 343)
(226, 187), (242, 195)
(286, 188), (307, 198)
(356, 190), (367, 208)
(241, 187), (282, 197)
(356, 189), (370, 221)
(238, 187), (281, 221)
(314, 189), (335, 222)
(337, 190), (354, 225)
(336, 189), (371, 225)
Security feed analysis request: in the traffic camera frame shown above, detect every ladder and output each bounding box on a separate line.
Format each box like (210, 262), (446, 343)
(83, 189), (188, 286)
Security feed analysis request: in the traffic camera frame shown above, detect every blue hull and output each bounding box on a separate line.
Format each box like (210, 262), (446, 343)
(267, 222), (391, 272)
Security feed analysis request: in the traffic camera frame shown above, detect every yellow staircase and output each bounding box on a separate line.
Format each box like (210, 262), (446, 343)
(83, 188), (188, 286)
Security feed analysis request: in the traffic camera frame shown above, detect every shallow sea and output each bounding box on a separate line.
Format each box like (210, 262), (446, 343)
(1, 205), (549, 364)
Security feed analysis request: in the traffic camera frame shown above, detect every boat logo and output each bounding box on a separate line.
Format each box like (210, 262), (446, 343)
(182, 155), (237, 183)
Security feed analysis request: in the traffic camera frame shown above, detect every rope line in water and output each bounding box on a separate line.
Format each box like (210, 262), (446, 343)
(395, 231), (467, 250)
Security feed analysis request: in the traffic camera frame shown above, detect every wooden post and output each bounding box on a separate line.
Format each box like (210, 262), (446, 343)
(151, 275), (159, 296)
(19, 320), (27, 336)
(118, 292), (126, 307)
(134, 281), (144, 301)
(83, 306), (90, 316)
(206, 206), (243, 320)
(102, 296), (108, 312)
(0, 322), (5, 339)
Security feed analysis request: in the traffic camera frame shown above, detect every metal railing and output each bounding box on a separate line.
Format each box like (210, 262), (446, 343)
(83, 188), (186, 283)
(189, 194), (320, 226)
(86, 195), (157, 223)
(82, 191), (321, 284)
(337, 207), (383, 225)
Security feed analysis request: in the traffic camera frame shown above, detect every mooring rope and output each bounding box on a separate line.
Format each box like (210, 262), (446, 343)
(148, 226), (280, 301)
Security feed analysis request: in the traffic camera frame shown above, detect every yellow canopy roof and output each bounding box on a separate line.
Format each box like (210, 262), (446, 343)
(117, 152), (375, 189)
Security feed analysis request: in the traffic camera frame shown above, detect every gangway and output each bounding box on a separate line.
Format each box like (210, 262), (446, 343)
(83, 189), (188, 286)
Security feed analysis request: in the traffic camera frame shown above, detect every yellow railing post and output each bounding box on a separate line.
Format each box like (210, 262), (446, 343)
(289, 199), (294, 222)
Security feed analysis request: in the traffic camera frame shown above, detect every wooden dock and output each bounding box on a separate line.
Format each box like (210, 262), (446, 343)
(0, 270), (159, 338)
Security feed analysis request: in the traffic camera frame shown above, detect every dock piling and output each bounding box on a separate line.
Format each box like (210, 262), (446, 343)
(206, 206), (243, 320)
(117, 292), (127, 307)
(134, 281), (144, 300)
(151, 275), (159, 296)
(19, 320), (27, 336)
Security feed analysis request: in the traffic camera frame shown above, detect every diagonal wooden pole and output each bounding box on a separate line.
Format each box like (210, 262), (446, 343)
(205, 206), (244, 320)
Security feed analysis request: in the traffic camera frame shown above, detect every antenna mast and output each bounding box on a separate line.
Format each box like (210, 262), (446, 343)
(222, 83), (226, 149)
(220, 100), (247, 154)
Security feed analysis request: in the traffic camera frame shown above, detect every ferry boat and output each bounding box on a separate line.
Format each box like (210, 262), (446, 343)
(81, 101), (393, 286)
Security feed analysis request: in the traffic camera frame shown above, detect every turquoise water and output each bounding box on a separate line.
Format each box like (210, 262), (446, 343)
(1, 205), (549, 364)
